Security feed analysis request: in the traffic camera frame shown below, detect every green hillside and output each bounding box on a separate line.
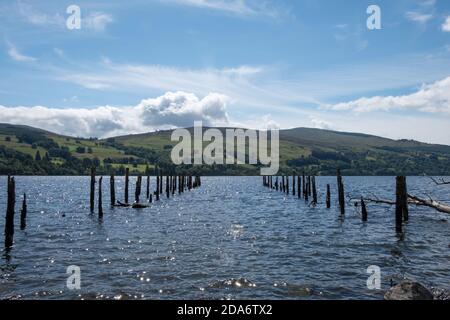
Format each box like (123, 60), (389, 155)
(1, 123), (450, 175)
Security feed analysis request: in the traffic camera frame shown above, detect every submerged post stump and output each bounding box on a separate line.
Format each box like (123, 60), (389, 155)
(90, 167), (96, 212)
(98, 177), (103, 218)
(337, 169), (345, 216)
(326, 184), (331, 209)
(361, 197), (368, 222)
(20, 193), (27, 230)
(110, 175), (115, 206)
(5, 176), (15, 248)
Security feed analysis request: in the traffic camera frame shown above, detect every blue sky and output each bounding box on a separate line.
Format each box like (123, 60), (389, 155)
(1, 0), (450, 143)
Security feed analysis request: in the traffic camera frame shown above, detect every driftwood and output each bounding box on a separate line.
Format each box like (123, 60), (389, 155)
(408, 194), (450, 214)
(352, 194), (450, 214)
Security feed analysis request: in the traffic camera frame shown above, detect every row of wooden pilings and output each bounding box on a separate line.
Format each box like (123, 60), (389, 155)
(262, 172), (409, 232)
(90, 167), (202, 218)
(4, 175), (27, 249)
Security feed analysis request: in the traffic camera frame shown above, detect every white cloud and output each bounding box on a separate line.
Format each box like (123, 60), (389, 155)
(326, 76), (450, 114)
(84, 12), (114, 31)
(17, 0), (64, 26)
(405, 11), (433, 24)
(164, 0), (285, 18)
(310, 116), (333, 130)
(442, 16), (450, 32)
(0, 92), (229, 138)
(6, 41), (36, 62)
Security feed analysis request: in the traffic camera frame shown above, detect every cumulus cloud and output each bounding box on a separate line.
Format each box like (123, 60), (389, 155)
(310, 116), (333, 130)
(443, 16), (450, 32)
(326, 76), (450, 114)
(0, 92), (229, 138)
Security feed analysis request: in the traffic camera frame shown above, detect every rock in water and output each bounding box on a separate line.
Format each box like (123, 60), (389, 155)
(384, 281), (433, 300)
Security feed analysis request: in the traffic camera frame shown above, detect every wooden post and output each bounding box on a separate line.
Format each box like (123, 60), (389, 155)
(90, 167), (95, 212)
(326, 184), (331, 209)
(98, 177), (103, 218)
(282, 176), (285, 193)
(125, 167), (129, 204)
(395, 176), (408, 232)
(304, 177), (309, 202)
(275, 177), (279, 191)
(302, 172), (306, 198)
(292, 174), (296, 196)
(297, 176), (301, 198)
(308, 176), (312, 197)
(166, 176), (170, 198)
(135, 175), (142, 203)
(110, 175), (115, 206)
(160, 173), (163, 194)
(286, 176), (289, 194)
(402, 177), (409, 222)
(5, 176), (15, 248)
(146, 175), (150, 200)
(361, 197), (368, 222)
(20, 193), (27, 230)
(156, 174), (160, 201)
(337, 169), (345, 216)
(312, 176), (318, 205)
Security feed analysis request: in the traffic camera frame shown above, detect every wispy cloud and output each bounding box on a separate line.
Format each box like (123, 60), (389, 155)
(84, 12), (114, 32)
(405, 11), (433, 24)
(405, 0), (435, 25)
(6, 41), (36, 62)
(164, 0), (285, 18)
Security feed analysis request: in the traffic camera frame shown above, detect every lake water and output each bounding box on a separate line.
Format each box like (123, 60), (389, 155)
(0, 176), (449, 300)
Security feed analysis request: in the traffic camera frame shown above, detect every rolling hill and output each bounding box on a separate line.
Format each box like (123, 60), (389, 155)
(1, 123), (450, 175)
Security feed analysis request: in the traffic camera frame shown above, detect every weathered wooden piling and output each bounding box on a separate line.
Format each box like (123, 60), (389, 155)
(166, 175), (170, 198)
(361, 197), (368, 222)
(304, 176), (309, 201)
(98, 177), (103, 218)
(159, 173), (163, 194)
(395, 176), (408, 232)
(337, 169), (345, 216)
(282, 176), (285, 193)
(326, 184), (331, 209)
(135, 175), (142, 203)
(302, 173), (306, 198)
(5, 176), (15, 248)
(297, 176), (301, 198)
(312, 176), (318, 205)
(156, 175), (160, 201)
(308, 176), (312, 197)
(20, 193), (27, 230)
(270, 176), (273, 189)
(90, 167), (96, 212)
(286, 176), (289, 194)
(110, 175), (116, 206)
(146, 175), (150, 200)
(125, 168), (130, 204)
(292, 174), (296, 196)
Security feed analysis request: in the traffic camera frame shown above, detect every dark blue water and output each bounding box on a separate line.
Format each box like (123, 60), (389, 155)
(0, 176), (449, 300)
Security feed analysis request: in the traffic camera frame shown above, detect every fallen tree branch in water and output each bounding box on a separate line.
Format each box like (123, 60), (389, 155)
(407, 194), (450, 214)
(347, 193), (450, 214)
(429, 177), (450, 186)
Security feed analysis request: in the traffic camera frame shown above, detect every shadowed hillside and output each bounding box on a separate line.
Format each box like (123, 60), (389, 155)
(1, 123), (450, 175)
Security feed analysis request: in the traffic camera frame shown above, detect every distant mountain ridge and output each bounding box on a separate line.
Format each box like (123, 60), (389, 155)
(1, 123), (449, 175)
